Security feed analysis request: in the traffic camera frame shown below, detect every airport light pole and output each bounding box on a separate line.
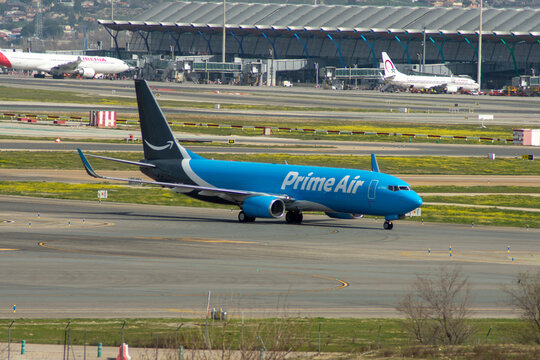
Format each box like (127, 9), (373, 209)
(110, 0), (114, 49)
(8, 320), (14, 360)
(422, 26), (426, 73)
(477, 0), (483, 90)
(222, 0), (226, 63)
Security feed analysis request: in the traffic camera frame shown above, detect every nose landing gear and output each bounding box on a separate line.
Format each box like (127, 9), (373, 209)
(383, 220), (393, 230)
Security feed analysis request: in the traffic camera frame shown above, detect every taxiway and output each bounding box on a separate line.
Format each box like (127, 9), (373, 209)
(0, 195), (537, 318)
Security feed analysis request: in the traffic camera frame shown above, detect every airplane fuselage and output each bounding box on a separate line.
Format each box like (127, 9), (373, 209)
(0, 50), (130, 76)
(389, 73), (479, 91)
(141, 158), (422, 218)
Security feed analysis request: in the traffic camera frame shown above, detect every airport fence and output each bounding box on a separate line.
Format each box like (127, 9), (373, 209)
(1, 318), (539, 360)
(0, 317), (405, 357)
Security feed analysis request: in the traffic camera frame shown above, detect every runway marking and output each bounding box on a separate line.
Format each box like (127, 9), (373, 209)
(38, 236), (257, 257)
(38, 241), (106, 256)
(137, 236), (257, 244)
(0, 248), (19, 251)
(286, 272), (349, 291)
(178, 237), (257, 244)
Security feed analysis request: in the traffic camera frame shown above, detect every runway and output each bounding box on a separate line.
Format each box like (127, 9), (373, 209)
(1, 77), (539, 125)
(1, 195), (537, 318)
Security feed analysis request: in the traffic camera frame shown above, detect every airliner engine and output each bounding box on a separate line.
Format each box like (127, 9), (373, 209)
(79, 68), (96, 78)
(242, 196), (285, 218)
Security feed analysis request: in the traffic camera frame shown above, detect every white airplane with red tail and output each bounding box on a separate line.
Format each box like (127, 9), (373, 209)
(0, 49), (131, 78)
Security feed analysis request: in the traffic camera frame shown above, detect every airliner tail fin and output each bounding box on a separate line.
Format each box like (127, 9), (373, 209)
(135, 79), (188, 161)
(381, 52), (401, 78)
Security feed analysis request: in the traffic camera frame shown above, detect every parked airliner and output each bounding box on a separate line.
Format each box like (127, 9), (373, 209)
(0, 49), (130, 78)
(382, 52), (479, 93)
(78, 80), (422, 230)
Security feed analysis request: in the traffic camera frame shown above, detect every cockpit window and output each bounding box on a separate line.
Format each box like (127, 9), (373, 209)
(388, 185), (411, 191)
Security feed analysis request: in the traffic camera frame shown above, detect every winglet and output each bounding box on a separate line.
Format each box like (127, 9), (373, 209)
(77, 149), (100, 178)
(371, 153), (380, 172)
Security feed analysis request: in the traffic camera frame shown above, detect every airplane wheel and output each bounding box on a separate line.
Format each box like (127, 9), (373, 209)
(238, 211), (255, 223)
(238, 211), (248, 223)
(286, 211), (303, 224)
(384, 221), (393, 230)
(285, 211), (296, 224)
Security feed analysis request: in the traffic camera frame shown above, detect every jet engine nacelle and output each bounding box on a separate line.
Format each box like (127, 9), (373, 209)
(242, 196), (285, 218)
(325, 212), (363, 220)
(78, 67), (96, 78)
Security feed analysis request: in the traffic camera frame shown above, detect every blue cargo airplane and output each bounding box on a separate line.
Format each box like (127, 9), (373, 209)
(78, 80), (422, 230)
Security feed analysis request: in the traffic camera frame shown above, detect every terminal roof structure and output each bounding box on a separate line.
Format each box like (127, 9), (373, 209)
(99, 1), (540, 39)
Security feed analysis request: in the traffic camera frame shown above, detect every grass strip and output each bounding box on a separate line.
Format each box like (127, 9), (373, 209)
(416, 185), (540, 193)
(0, 182), (538, 228)
(0, 181), (228, 209)
(0, 86), (132, 106)
(0, 84), (517, 140)
(411, 205), (538, 228)
(0, 135), (329, 149)
(0, 85), (387, 113)
(0, 318), (533, 351)
(169, 121), (513, 141)
(422, 195), (540, 209)
(1, 151), (539, 175)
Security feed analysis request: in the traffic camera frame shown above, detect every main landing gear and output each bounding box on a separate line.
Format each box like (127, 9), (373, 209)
(285, 211), (303, 224)
(383, 220), (394, 230)
(238, 211), (255, 223)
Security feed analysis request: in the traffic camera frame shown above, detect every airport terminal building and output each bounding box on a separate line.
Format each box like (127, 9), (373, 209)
(99, 1), (540, 87)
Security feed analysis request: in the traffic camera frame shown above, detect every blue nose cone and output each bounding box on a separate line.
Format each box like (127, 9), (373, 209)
(413, 192), (423, 207)
(405, 191), (423, 212)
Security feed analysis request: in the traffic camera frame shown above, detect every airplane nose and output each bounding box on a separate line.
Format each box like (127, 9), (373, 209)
(0, 50), (12, 68)
(413, 192), (423, 207)
(405, 192), (423, 212)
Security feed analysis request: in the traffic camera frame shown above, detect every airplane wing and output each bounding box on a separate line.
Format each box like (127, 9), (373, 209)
(39, 57), (82, 75)
(77, 149), (293, 204)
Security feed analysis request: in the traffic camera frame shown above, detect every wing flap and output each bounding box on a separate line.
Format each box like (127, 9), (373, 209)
(50, 58), (81, 73)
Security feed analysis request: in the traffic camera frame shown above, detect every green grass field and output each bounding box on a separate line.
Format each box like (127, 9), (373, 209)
(0, 83), (519, 144)
(1, 151), (539, 175)
(0, 181), (537, 228)
(0, 318), (532, 351)
(422, 195), (539, 209)
(0, 151), (539, 227)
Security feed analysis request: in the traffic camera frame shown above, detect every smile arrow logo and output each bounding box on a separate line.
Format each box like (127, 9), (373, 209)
(144, 140), (174, 151)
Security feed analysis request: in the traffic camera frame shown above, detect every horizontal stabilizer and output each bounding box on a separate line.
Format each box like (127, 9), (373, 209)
(85, 153), (156, 168)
